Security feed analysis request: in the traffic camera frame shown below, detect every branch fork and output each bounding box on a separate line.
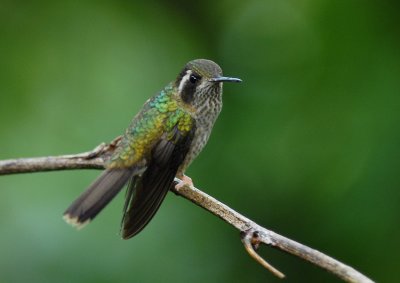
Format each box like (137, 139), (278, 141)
(241, 229), (285, 279)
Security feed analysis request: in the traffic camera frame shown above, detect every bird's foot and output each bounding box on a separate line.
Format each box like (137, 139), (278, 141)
(175, 175), (194, 191)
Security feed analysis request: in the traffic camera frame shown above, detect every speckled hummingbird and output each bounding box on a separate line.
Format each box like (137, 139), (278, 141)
(63, 59), (241, 239)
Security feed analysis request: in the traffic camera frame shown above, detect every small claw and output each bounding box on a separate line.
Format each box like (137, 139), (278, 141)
(175, 175), (194, 190)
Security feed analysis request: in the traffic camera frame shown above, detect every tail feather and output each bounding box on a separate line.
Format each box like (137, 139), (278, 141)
(121, 164), (176, 239)
(63, 168), (133, 228)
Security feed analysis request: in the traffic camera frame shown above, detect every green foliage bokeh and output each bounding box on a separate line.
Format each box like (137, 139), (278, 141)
(1, 1), (399, 282)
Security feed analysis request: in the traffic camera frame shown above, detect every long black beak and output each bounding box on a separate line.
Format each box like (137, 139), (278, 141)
(209, 76), (242, 83)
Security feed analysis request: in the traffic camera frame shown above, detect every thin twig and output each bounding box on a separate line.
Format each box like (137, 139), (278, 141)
(240, 229), (285, 279)
(0, 140), (375, 283)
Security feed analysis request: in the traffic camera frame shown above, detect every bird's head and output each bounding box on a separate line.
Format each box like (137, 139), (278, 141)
(175, 59), (241, 109)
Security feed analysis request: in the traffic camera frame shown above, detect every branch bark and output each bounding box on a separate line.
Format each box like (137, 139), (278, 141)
(0, 141), (374, 283)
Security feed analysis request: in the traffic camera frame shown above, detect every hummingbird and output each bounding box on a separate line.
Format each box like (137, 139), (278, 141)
(63, 59), (241, 239)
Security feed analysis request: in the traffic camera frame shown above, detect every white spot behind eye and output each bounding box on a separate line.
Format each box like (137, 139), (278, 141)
(178, 70), (192, 94)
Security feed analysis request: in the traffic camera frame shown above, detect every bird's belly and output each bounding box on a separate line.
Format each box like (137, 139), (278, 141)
(178, 125), (212, 174)
(178, 103), (222, 175)
(190, 128), (210, 159)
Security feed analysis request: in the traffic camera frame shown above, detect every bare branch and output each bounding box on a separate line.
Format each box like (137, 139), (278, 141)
(0, 136), (121, 175)
(171, 180), (374, 283)
(0, 140), (374, 283)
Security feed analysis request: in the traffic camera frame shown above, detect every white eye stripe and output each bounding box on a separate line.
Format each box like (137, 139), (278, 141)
(178, 70), (192, 94)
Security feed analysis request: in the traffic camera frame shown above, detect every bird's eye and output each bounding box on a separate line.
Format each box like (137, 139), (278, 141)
(189, 75), (199, 84)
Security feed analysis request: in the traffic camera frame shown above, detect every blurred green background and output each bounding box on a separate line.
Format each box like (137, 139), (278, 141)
(1, 1), (399, 282)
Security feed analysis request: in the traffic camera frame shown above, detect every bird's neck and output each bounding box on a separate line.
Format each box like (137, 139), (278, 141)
(167, 83), (223, 126)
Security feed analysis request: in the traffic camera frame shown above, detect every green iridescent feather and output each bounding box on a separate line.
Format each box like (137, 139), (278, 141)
(108, 84), (194, 169)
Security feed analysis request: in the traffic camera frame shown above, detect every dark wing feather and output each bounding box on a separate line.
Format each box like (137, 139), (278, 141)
(63, 168), (134, 227)
(121, 124), (196, 239)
